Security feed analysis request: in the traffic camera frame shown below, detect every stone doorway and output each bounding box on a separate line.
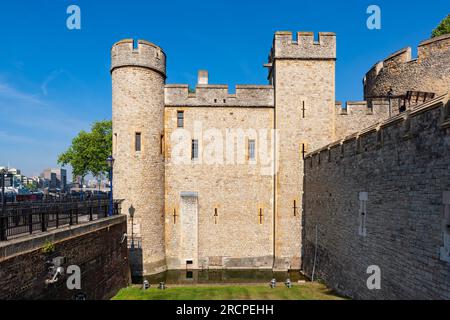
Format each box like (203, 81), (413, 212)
(180, 192), (199, 269)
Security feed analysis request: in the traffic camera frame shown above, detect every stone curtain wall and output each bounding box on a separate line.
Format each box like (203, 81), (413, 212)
(0, 216), (130, 300)
(334, 100), (390, 140)
(302, 95), (450, 299)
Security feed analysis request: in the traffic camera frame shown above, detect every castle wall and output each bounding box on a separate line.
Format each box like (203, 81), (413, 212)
(302, 94), (450, 299)
(271, 32), (336, 270)
(165, 84), (274, 108)
(334, 100), (390, 139)
(0, 216), (129, 300)
(364, 34), (450, 99)
(112, 40), (166, 276)
(164, 106), (275, 270)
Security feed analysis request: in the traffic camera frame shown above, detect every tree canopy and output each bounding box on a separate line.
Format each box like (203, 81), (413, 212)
(58, 120), (112, 181)
(432, 14), (450, 38)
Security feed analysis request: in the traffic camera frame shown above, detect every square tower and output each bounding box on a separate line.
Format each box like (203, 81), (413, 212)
(267, 31), (336, 269)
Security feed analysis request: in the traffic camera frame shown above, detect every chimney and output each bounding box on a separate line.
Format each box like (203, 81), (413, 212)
(198, 70), (208, 85)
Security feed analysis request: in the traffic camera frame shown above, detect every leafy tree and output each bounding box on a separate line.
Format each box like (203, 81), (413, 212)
(58, 120), (112, 183)
(432, 14), (450, 38)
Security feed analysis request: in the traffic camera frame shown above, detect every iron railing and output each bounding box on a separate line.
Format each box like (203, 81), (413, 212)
(0, 195), (122, 241)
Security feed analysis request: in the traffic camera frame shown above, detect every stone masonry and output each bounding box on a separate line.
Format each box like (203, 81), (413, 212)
(0, 215), (130, 300)
(111, 31), (450, 280)
(303, 94), (450, 299)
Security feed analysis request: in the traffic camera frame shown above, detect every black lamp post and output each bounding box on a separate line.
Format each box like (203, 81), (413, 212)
(107, 156), (115, 217)
(0, 168), (7, 241)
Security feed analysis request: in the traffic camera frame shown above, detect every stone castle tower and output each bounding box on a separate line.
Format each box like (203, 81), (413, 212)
(111, 32), (336, 275)
(266, 32), (336, 269)
(111, 31), (449, 276)
(111, 40), (167, 274)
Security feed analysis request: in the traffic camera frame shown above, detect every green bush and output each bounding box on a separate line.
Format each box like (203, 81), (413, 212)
(42, 240), (56, 254)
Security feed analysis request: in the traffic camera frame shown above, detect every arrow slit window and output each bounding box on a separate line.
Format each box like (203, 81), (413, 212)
(358, 192), (368, 237)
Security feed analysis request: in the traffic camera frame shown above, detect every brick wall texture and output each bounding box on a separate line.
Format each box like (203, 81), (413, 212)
(111, 29), (450, 287)
(302, 95), (450, 299)
(0, 216), (130, 300)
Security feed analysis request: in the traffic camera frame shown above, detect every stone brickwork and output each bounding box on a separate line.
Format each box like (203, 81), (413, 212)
(111, 40), (167, 275)
(268, 31), (336, 269)
(165, 84), (274, 108)
(364, 34), (450, 100)
(164, 106), (275, 270)
(302, 94), (450, 299)
(111, 30), (449, 281)
(334, 99), (390, 139)
(0, 216), (130, 300)
(112, 31), (337, 275)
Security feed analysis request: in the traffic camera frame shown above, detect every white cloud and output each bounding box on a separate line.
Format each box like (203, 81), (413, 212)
(40, 69), (64, 96)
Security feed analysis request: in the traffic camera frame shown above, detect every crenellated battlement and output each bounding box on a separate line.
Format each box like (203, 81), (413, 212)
(110, 39), (166, 76)
(268, 31), (336, 62)
(306, 93), (449, 165)
(164, 84), (274, 107)
(334, 99), (390, 139)
(363, 34), (450, 99)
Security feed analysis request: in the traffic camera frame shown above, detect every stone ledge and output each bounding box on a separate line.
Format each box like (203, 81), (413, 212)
(0, 215), (127, 262)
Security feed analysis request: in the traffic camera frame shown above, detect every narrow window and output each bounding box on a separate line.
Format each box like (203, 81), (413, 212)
(173, 209), (177, 224)
(191, 139), (199, 160)
(160, 134), (165, 155)
(293, 200), (298, 217)
(177, 111), (184, 128)
(359, 192), (368, 237)
(301, 143), (307, 159)
(248, 139), (256, 161)
(301, 101), (306, 118)
(135, 132), (141, 152)
(214, 208), (218, 225)
(259, 208), (264, 224)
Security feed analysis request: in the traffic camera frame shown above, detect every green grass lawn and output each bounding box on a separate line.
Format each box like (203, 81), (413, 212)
(112, 282), (345, 300)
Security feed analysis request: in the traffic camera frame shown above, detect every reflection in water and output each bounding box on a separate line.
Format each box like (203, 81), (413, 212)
(133, 269), (306, 285)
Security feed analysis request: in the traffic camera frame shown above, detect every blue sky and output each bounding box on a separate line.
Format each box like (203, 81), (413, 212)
(0, 0), (448, 178)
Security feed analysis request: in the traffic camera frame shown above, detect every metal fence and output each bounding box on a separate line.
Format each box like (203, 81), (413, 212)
(0, 196), (122, 241)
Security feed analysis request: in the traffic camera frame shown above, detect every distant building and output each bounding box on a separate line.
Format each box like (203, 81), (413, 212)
(41, 168), (67, 192)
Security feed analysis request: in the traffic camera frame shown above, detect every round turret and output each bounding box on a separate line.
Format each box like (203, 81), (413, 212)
(363, 34), (450, 100)
(111, 39), (167, 275)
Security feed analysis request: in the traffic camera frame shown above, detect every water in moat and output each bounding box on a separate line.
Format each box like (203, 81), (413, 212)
(133, 269), (306, 285)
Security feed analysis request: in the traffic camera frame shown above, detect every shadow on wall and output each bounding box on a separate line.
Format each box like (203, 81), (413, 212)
(128, 205), (144, 276)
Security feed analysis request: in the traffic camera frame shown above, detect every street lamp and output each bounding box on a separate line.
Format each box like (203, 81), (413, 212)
(0, 168), (7, 241)
(106, 156), (115, 217)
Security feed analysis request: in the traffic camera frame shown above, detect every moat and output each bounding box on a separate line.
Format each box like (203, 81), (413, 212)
(133, 269), (306, 285)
